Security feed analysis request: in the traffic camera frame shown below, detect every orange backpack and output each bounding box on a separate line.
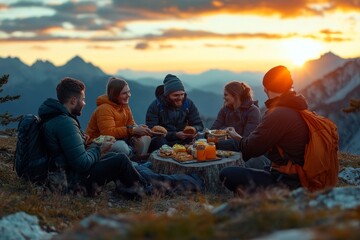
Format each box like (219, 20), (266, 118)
(272, 110), (339, 192)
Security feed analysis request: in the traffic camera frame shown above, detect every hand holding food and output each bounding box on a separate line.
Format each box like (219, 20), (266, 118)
(93, 135), (116, 144)
(183, 126), (196, 134)
(226, 127), (242, 140)
(151, 125), (168, 136)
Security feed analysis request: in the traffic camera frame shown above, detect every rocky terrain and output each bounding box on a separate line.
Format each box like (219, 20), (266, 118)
(0, 135), (360, 239)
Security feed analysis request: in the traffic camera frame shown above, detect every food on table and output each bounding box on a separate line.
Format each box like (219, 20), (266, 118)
(173, 143), (187, 153)
(159, 144), (175, 158)
(183, 126), (196, 134)
(216, 150), (236, 158)
(174, 152), (194, 162)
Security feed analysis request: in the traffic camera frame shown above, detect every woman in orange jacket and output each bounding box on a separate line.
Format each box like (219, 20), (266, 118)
(86, 77), (152, 159)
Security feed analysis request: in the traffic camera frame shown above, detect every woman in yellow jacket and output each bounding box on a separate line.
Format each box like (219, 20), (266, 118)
(86, 77), (152, 158)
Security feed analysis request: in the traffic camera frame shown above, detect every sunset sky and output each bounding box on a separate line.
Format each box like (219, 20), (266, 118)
(0, 0), (359, 74)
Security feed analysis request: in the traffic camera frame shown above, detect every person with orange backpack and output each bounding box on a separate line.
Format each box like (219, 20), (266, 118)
(219, 65), (339, 193)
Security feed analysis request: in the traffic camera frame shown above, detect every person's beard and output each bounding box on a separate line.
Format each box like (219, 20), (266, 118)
(71, 100), (83, 116)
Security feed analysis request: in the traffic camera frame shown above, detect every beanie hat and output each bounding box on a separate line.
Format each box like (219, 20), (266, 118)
(163, 74), (185, 96)
(263, 65), (293, 93)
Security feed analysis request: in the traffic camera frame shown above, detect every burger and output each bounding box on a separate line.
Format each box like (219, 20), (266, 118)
(183, 126), (196, 134)
(151, 125), (168, 135)
(159, 144), (175, 158)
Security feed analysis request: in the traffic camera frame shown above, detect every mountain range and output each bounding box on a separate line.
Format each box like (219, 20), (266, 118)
(0, 53), (359, 153)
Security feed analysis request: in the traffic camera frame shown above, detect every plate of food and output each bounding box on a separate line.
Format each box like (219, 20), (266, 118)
(216, 150), (236, 158)
(92, 135), (116, 144)
(173, 152), (196, 164)
(208, 129), (227, 137)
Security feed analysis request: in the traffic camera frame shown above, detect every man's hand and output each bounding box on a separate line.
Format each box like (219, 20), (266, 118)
(133, 125), (152, 136)
(226, 127), (242, 141)
(176, 131), (196, 140)
(99, 136), (116, 155)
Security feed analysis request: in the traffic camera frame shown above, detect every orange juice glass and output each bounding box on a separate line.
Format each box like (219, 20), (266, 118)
(206, 142), (216, 160)
(196, 144), (206, 161)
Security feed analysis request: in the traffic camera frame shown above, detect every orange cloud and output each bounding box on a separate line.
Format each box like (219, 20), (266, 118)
(86, 45), (114, 50)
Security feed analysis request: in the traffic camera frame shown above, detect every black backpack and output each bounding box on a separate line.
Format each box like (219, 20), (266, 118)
(15, 114), (52, 183)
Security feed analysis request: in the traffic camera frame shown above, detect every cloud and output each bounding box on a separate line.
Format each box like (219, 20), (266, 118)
(204, 43), (244, 49)
(30, 45), (48, 50)
(142, 28), (298, 41)
(135, 42), (150, 50)
(111, 0), (360, 18)
(86, 45), (114, 50)
(0, 0), (358, 42)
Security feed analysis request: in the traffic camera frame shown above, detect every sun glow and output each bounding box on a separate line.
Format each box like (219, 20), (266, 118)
(282, 39), (323, 67)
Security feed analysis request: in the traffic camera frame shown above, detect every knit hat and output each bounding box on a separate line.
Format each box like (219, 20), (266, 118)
(263, 65), (293, 93)
(163, 74), (185, 96)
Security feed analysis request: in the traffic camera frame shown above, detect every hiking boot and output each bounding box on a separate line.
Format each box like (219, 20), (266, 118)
(116, 185), (145, 201)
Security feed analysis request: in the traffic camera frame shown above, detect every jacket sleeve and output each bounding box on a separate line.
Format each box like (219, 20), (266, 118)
(145, 100), (160, 129)
(94, 105), (129, 139)
(187, 99), (204, 132)
(55, 117), (100, 173)
(211, 107), (226, 130)
(242, 106), (261, 137)
(239, 108), (288, 161)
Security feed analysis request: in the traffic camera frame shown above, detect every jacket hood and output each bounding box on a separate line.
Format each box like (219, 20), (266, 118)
(265, 91), (308, 110)
(96, 95), (128, 109)
(38, 98), (78, 122)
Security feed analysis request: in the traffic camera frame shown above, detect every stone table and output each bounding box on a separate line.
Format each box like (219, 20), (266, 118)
(149, 150), (245, 193)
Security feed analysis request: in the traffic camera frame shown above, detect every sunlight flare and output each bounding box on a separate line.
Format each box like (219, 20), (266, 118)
(282, 39), (323, 67)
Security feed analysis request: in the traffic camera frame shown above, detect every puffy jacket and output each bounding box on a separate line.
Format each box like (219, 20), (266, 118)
(86, 95), (136, 141)
(211, 98), (261, 137)
(38, 98), (100, 187)
(240, 91), (309, 166)
(145, 85), (204, 141)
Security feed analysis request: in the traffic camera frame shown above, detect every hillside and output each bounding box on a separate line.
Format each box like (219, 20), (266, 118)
(0, 136), (359, 239)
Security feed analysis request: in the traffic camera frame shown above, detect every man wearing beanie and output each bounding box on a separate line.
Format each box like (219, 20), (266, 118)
(146, 74), (204, 151)
(220, 65), (310, 194)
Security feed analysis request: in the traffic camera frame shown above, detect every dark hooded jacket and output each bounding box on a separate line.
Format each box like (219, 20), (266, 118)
(145, 85), (204, 141)
(240, 91), (309, 167)
(38, 98), (100, 188)
(211, 98), (261, 137)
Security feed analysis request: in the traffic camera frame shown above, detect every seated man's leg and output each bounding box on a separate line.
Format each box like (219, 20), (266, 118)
(131, 135), (152, 155)
(110, 140), (131, 156)
(244, 155), (271, 170)
(219, 166), (276, 193)
(85, 152), (146, 196)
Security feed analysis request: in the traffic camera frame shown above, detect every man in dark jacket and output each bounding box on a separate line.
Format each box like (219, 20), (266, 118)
(219, 65), (310, 193)
(39, 77), (148, 197)
(146, 74), (204, 152)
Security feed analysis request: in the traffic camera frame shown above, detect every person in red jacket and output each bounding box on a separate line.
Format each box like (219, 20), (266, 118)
(219, 65), (310, 194)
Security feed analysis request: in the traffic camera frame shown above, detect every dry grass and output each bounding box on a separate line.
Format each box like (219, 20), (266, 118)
(1, 136), (360, 239)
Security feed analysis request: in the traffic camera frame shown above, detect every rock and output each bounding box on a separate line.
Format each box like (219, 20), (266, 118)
(309, 186), (360, 209)
(0, 212), (57, 240)
(253, 229), (314, 240)
(339, 167), (360, 185)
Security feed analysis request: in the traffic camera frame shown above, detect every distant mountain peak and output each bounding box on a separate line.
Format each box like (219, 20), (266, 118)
(319, 51), (343, 61)
(67, 55), (86, 65)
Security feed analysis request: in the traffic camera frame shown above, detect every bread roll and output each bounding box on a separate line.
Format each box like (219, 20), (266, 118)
(183, 126), (196, 134)
(151, 125), (168, 134)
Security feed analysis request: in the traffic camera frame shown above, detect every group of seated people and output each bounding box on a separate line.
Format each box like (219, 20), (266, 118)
(39, 65), (312, 198)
